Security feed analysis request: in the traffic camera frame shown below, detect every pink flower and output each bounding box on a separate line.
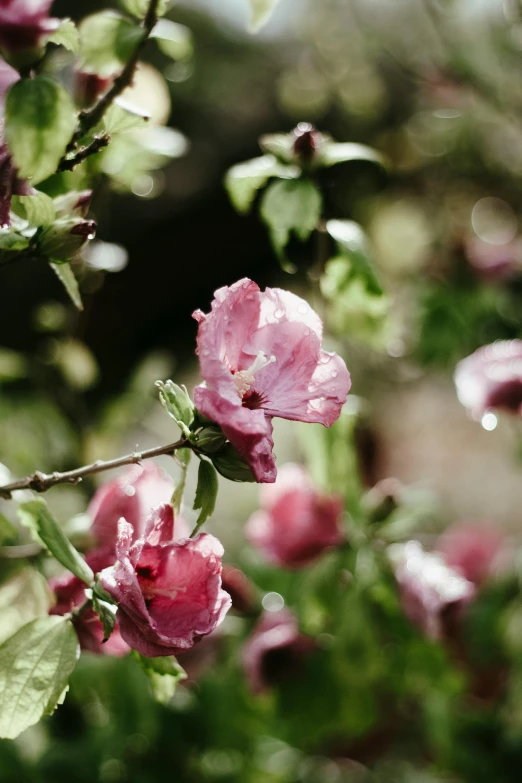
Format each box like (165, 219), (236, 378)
(389, 540), (475, 639)
(193, 279), (351, 483)
(88, 463), (177, 556)
(454, 340), (522, 418)
(99, 503), (231, 657)
(246, 463), (344, 568)
(436, 521), (506, 586)
(242, 608), (314, 693)
(49, 550), (129, 657)
(0, 0), (59, 54)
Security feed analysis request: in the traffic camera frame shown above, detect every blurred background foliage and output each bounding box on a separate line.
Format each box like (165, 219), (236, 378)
(4, 0), (522, 780)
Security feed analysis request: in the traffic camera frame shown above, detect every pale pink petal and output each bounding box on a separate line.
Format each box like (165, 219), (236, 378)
(194, 385), (276, 482)
(455, 340), (522, 418)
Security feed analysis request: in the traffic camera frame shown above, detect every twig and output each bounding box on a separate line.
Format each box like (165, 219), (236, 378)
(73, 0), (160, 141)
(57, 134), (111, 172)
(0, 438), (188, 500)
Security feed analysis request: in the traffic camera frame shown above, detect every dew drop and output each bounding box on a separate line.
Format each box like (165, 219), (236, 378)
(274, 309), (284, 319)
(297, 303), (308, 315)
(331, 370), (338, 378)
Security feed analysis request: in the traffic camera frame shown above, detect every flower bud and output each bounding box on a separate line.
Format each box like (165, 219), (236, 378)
(74, 71), (113, 108)
(38, 217), (96, 261)
(53, 190), (93, 219)
(292, 122), (321, 164)
(211, 443), (256, 482)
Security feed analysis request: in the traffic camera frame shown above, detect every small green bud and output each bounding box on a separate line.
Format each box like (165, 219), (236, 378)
(38, 218), (96, 261)
(157, 380), (194, 430)
(53, 190), (93, 218)
(194, 426), (227, 454)
(211, 443), (255, 483)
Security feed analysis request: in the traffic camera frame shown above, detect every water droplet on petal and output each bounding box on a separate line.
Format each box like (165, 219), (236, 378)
(297, 303), (308, 315)
(331, 370), (338, 378)
(274, 309), (284, 319)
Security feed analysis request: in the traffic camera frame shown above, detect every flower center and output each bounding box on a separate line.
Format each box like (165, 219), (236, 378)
(233, 351), (276, 399)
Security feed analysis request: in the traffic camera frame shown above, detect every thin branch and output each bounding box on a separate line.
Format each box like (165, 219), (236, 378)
(0, 438), (188, 500)
(57, 134), (111, 173)
(73, 0), (161, 141)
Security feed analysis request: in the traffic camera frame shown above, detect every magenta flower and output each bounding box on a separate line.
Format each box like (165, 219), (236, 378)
(454, 340), (522, 419)
(389, 540), (475, 639)
(193, 279), (351, 482)
(88, 463), (177, 556)
(436, 521), (506, 586)
(246, 463), (344, 568)
(49, 551), (130, 657)
(0, 0), (59, 54)
(99, 503), (231, 657)
(242, 608), (314, 693)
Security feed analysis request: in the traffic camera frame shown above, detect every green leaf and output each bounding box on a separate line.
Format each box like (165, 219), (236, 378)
(211, 443), (256, 483)
(259, 132), (295, 164)
(0, 231), (30, 252)
(225, 155), (298, 214)
(18, 499), (94, 585)
(92, 595), (117, 643)
(134, 652), (187, 704)
(101, 100), (150, 134)
(0, 616), (79, 739)
(326, 219), (383, 296)
(0, 514), (16, 545)
(157, 379), (194, 434)
(120, 0), (172, 18)
(0, 569), (53, 645)
(46, 19), (80, 53)
(11, 192), (56, 227)
(194, 427), (227, 454)
(150, 20), (193, 61)
(260, 178), (322, 254)
(79, 12), (145, 77)
(172, 447), (191, 516)
(5, 77), (77, 185)
(248, 0), (282, 31)
(192, 459), (218, 533)
(320, 141), (385, 168)
(49, 261), (83, 311)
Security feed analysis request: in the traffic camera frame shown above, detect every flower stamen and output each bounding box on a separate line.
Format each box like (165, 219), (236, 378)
(233, 352), (276, 399)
